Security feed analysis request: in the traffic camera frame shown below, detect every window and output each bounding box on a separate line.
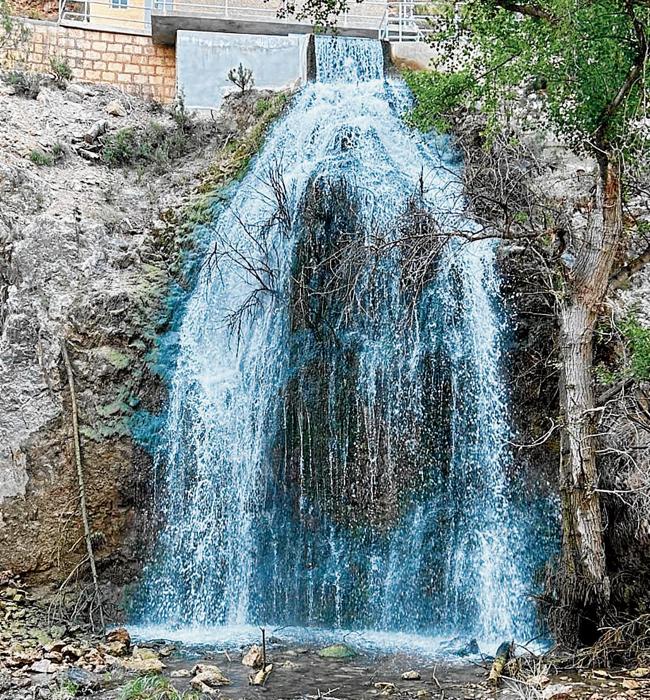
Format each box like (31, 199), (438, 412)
(111, 0), (128, 8)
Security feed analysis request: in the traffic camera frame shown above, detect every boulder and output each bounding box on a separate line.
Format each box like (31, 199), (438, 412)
(401, 670), (421, 680)
(191, 664), (230, 687)
(317, 643), (357, 659)
(61, 667), (101, 692)
(61, 645), (83, 660)
(29, 659), (58, 673)
(542, 684), (573, 700)
(105, 627), (131, 656)
(242, 644), (264, 668)
(190, 679), (219, 696)
(630, 668), (650, 678)
(105, 100), (127, 117)
(375, 682), (397, 695)
(131, 646), (158, 661)
(121, 657), (165, 674)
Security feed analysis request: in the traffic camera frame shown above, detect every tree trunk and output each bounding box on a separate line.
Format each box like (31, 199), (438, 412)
(556, 153), (621, 643)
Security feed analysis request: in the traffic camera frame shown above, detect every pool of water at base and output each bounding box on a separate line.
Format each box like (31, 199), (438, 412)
(127, 624), (548, 660)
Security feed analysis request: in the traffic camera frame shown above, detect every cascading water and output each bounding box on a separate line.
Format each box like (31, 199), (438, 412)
(135, 36), (554, 653)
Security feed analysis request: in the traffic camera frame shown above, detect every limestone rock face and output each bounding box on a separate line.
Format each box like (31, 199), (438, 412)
(0, 79), (276, 587)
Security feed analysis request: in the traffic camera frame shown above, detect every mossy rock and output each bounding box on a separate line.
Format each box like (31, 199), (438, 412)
(317, 643), (357, 659)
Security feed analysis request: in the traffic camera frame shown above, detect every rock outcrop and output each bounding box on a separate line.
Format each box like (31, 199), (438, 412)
(0, 75), (288, 600)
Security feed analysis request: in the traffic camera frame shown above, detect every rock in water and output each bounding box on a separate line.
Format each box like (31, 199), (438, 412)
(457, 638), (480, 657)
(317, 643), (357, 659)
(242, 644), (264, 668)
(191, 664), (230, 687)
(132, 646), (158, 661)
(401, 670), (421, 680)
(375, 682), (397, 695)
(170, 669), (192, 678)
(121, 657), (165, 674)
(249, 663), (273, 686)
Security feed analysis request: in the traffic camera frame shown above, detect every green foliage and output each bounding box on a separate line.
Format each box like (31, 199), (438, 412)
(51, 678), (79, 700)
(119, 675), (197, 700)
(198, 91), (288, 195)
(101, 122), (191, 170)
(101, 127), (139, 166)
(1, 0), (12, 42)
(254, 97), (271, 117)
(427, 0), (649, 154)
(29, 148), (54, 166)
(5, 68), (40, 98)
(402, 69), (475, 132)
(169, 90), (192, 132)
(595, 314), (650, 384)
(622, 315), (650, 381)
(594, 363), (620, 387)
(49, 55), (73, 83)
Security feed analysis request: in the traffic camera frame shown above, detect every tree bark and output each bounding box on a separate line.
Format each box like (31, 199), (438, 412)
(556, 154), (621, 642)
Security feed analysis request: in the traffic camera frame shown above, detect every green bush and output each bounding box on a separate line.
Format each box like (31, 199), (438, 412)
(622, 316), (650, 381)
(169, 91), (193, 132)
(29, 148), (53, 166)
(254, 97), (270, 117)
(50, 56), (73, 83)
(119, 675), (197, 700)
(402, 69), (475, 132)
(227, 62), (254, 93)
(101, 122), (191, 170)
(29, 142), (65, 166)
(5, 69), (40, 98)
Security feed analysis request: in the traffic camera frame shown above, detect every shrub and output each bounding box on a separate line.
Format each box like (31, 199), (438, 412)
(101, 127), (139, 166)
(169, 91), (193, 133)
(227, 63), (254, 93)
(254, 97), (270, 117)
(402, 69), (476, 132)
(29, 148), (54, 166)
(119, 674), (197, 700)
(101, 122), (191, 171)
(50, 56), (73, 83)
(622, 316), (650, 381)
(5, 68), (40, 98)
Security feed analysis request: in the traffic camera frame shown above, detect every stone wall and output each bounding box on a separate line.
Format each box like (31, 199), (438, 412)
(1, 20), (177, 102)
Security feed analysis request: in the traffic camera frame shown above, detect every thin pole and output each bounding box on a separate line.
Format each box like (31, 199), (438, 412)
(61, 339), (104, 632)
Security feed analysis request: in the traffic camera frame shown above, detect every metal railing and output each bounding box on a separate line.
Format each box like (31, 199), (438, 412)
(379, 1), (446, 42)
(58, 0), (390, 36)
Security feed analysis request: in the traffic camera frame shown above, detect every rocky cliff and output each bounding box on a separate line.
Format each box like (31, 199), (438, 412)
(0, 73), (287, 605)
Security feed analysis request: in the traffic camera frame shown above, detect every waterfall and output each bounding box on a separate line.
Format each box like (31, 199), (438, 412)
(135, 36), (552, 652)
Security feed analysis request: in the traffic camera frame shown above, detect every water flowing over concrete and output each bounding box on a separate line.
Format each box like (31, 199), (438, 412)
(134, 36), (552, 654)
